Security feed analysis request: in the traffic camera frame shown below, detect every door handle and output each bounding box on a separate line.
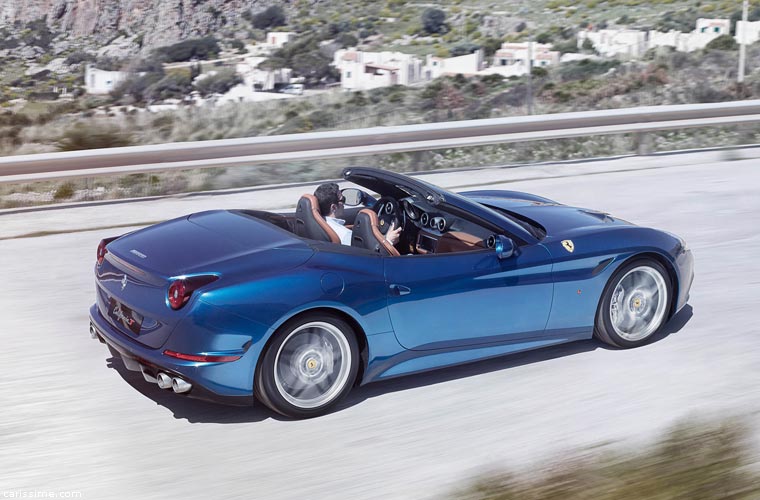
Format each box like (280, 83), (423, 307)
(389, 284), (411, 296)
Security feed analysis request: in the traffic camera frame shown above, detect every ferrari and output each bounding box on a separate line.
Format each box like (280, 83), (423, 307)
(89, 167), (693, 418)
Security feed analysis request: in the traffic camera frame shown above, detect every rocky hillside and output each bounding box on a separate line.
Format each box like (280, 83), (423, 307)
(0, 0), (277, 48)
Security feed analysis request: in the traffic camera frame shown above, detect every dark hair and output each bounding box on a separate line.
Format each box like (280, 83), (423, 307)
(314, 182), (341, 216)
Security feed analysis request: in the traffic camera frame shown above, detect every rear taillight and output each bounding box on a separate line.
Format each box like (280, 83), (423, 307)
(163, 350), (241, 362)
(167, 275), (219, 310)
(96, 237), (118, 266)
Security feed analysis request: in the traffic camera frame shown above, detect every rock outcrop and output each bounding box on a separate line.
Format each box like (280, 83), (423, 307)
(0, 0), (277, 49)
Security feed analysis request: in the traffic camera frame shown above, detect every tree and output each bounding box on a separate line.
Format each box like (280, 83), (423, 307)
(336, 33), (359, 48)
(422, 8), (446, 34)
(252, 6), (286, 29)
(706, 34), (738, 51)
(194, 69), (242, 95)
(154, 37), (220, 63)
(291, 51), (333, 81)
(450, 42), (480, 57)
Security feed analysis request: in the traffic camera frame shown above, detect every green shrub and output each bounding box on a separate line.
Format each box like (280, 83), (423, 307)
(53, 182), (75, 200)
(57, 124), (133, 151)
(252, 6), (286, 29)
(145, 73), (193, 101)
(453, 418), (760, 500)
(559, 59), (620, 81)
(64, 51), (96, 66)
(706, 34), (738, 51)
(194, 69), (242, 95)
(154, 37), (220, 63)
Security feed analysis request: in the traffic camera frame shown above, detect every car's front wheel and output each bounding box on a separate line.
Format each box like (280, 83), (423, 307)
(595, 259), (672, 348)
(255, 313), (359, 418)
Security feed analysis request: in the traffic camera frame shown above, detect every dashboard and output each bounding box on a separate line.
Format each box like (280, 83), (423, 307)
(399, 198), (491, 255)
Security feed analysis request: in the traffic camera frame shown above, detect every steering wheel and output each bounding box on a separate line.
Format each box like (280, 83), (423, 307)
(373, 196), (402, 236)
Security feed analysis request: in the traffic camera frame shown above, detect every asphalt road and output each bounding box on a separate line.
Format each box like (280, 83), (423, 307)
(1, 156), (759, 499)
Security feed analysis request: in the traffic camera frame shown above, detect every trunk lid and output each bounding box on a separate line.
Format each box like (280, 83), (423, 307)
(95, 210), (312, 348)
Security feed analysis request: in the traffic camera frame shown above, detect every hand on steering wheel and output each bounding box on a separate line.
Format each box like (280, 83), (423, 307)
(373, 196), (403, 236)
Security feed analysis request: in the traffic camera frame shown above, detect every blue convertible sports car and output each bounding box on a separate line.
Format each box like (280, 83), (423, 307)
(89, 167), (694, 418)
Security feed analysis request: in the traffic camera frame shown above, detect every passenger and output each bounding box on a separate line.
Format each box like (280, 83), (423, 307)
(314, 182), (401, 247)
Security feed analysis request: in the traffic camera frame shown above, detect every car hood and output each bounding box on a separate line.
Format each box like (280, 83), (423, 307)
(467, 195), (633, 238)
(107, 210), (313, 278)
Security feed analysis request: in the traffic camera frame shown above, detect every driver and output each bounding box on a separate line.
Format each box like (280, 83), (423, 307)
(314, 182), (401, 247)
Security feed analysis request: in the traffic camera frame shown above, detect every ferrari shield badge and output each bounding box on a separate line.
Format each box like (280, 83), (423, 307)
(561, 240), (575, 253)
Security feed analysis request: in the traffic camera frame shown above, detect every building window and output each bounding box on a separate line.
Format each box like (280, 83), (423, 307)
(433, 61), (438, 66)
(500, 58), (507, 66)
(714, 27), (720, 33)
(346, 71), (351, 78)
(701, 27), (707, 33)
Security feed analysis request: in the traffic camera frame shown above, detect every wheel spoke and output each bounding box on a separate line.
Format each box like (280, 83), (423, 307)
(273, 321), (352, 410)
(608, 265), (668, 342)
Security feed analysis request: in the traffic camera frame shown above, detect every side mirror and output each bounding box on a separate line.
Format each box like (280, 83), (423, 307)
(487, 234), (515, 260)
(341, 188), (365, 207)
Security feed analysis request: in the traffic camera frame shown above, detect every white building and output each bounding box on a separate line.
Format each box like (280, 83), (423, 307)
(424, 50), (485, 79)
(332, 49), (490, 90)
(580, 18), (733, 58)
(235, 55), (293, 91)
(266, 32), (297, 49)
(85, 65), (130, 94)
(647, 18), (730, 52)
(578, 29), (648, 58)
(486, 42), (560, 77)
(333, 49), (426, 90)
(695, 18), (730, 35)
(736, 20), (760, 44)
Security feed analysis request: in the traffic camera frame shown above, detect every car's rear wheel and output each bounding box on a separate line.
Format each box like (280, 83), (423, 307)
(595, 259), (672, 348)
(255, 313), (359, 418)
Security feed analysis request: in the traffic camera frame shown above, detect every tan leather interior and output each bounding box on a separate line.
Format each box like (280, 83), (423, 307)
(358, 209), (400, 256)
(435, 231), (486, 253)
(296, 194), (341, 244)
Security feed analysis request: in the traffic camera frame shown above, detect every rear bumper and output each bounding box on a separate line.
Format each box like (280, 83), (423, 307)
(89, 304), (253, 406)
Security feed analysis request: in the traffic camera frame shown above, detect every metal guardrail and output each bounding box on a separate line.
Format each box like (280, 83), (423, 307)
(2, 100), (760, 184)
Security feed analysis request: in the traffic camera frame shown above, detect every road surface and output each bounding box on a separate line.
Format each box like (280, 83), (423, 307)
(1, 152), (758, 499)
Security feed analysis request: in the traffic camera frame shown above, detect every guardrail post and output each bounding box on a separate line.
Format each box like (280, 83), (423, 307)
(634, 132), (653, 155)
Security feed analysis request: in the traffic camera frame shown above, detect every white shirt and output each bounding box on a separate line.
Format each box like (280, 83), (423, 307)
(325, 217), (352, 246)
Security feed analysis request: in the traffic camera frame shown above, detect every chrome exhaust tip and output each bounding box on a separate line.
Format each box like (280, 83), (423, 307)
(89, 323), (98, 340)
(171, 377), (192, 394)
(156, 372), (173, 390)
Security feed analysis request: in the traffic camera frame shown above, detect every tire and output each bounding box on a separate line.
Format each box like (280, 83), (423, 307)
(255, 313), (359, 418)
(594, 258), (672, 348)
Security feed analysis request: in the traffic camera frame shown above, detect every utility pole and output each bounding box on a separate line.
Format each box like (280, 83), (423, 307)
(527, 34), (534, 115)
(739, 0), (748, 83)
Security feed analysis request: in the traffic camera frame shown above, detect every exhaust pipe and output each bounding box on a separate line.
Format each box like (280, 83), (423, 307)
(156, 372), (173, 390)
(172, 377), (192, 394)
(89, 323), (98, 340)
